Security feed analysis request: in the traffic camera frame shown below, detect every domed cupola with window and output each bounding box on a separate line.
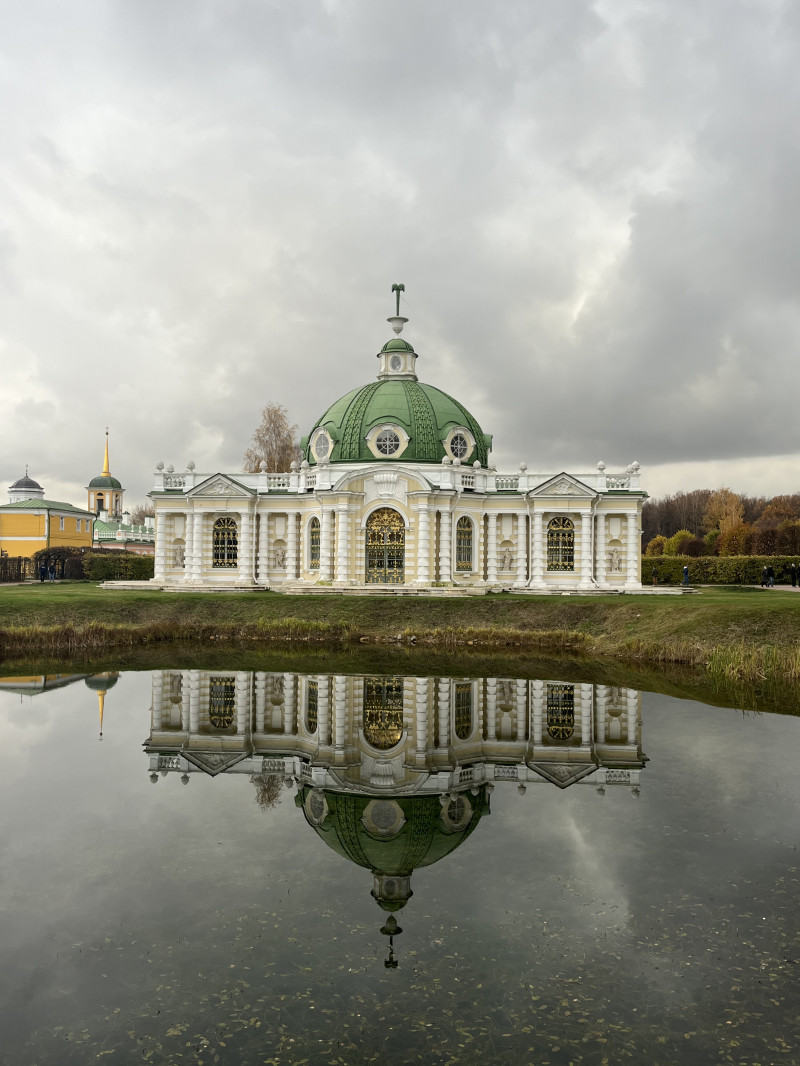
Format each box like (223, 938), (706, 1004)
(86, 429), (124, 517)
(8, 469), (45, 504)
(302, 284), (493, 466)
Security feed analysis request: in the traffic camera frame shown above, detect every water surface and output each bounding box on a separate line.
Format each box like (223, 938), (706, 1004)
(0, 665), (798, 1065)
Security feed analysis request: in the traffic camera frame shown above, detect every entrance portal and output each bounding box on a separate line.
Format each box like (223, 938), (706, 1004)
(365, 507), (405, 584)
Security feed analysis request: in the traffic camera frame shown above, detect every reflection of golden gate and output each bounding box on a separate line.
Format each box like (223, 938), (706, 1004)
(363, 676), (404, 749)
(365, 508), (405, 584)
(546, 683), (575, 740)
(209, 676), (235, 728)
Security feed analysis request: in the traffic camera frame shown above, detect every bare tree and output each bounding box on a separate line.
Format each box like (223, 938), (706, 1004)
(129, 502), (156, 525)
(250, 774), (285, 810)
(243, 402), (301, 473)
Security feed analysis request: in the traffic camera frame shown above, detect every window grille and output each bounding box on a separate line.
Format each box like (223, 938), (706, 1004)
(547, 517), (574, 571)
(455, 516), (473, 571)
(363, 676), (404, 749)
(454, 683), (472, 740)
(213, 517), (238, 568)
(209, 676), (235, 729)
(309, 517), (320, 569)
(376, 429), (401, 455)
(546, 683), (575, 740)
(450, 433), (469, 459)
(306, 680), (318, 733)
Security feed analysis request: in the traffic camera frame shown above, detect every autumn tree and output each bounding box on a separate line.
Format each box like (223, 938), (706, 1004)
(717, 523), (754, 556)
(243, 402), (301, 473)
(755, 494), (800, 529)
(702, 487), (744, 535)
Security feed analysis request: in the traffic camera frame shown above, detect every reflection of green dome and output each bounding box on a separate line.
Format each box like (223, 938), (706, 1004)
(303, 380), (491, 466)
(85, 673), (120, 692)
(297, 787), (490, 910)
(87, 475), (122, 489)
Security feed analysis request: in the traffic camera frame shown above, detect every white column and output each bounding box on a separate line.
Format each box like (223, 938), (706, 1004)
(151, 673), (164, 731)
(256, 511), (270, 584)
(515, 680), (527, 744)
(415, 507), (430, 585)
(333, 675), (347, 754)
(531, 680), (544, 743)
(626, 688), (638, 743)
(595, 685), (608, 742)
(191, 511), (205, 582)
(180, 670), (190, 731)
(515, 512), (528, 587)
(438, 509), (452, 583)
(334, 506), (351, 585)
(255, 671), (267, 734)
(579, 508), (593, 589)
(318, 676), (331, 747)
(235, 671), (250, 734)
(181, 512), (193, 583)
(580, 683), (593, 744)
(596, 513), (608, 588)
(283, 673), (296, 735)
(487, 513), (498, 585)
(286, 512), (298, 581)
(188, 670), (200, 735)
(530, 510), (545, 587)
(237, 509), (254, 584)
(625, 512), (641, 588)
(437, 678), (450, 750)
(154, 511), (168, 581)
(485, 678), (497, 740)
(415, 678), (429, 759)
(320, 507), (334, 581)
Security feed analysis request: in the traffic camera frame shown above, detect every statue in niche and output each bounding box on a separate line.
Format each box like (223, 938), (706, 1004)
(173, 541), (185, 567)
(274, 547), (287, 569)
(609, 547), (623, 573)
(499, 545), (514, 570)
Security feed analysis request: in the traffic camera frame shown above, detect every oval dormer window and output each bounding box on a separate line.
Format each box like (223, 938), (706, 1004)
(390, 354), (403, 372)
(376, 429), (401, 455)
(315, 432), (330, 459)
(450, 433), (469, 459)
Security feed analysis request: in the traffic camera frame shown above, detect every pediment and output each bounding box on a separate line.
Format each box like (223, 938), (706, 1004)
(331, 464), (433, 495)
(528, 473), (596, 499)
(188, 474), (254, 499)
(527, 761), (597, 789)
(183, 751), (250, 776)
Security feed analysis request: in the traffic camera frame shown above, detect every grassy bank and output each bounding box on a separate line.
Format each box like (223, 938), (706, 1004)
(2, 582), (800, 683)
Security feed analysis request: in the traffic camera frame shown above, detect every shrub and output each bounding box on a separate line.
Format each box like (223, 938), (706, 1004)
(717, 523), (754, 556)
(644, 535), (667, 557)
(82, 552), (154, 581)
(664, 529), (694, 556)
(644, 555), (800, 585)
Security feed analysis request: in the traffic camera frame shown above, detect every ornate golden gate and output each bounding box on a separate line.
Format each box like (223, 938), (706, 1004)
(363, 676), (404, 749)
(365, 508), (405, 584)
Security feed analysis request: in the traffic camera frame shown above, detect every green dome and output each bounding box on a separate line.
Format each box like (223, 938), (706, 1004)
(380, 337), (415, 353)
(87, 474), (122, 489)
(303, 379), (491, 465)
(85, 673), (120, 692)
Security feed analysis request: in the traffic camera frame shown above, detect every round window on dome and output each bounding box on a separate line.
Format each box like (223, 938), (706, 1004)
(376, 429), (401, 455)
(450, 433), (469, 459)
(314, 432), (330, 459)
(389, 354), (403, 372)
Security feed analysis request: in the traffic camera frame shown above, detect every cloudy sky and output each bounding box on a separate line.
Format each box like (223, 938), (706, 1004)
(1, 0), (799, 508)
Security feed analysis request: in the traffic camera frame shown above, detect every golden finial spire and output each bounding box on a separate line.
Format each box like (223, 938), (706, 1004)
(98, 690), (105, 740)
(102, 427), (110, 477)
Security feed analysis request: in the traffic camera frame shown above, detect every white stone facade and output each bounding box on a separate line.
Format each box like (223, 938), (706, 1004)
(149, 460), (646, 592)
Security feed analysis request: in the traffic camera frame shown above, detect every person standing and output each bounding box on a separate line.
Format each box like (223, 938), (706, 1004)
(682, 565), (689, 587)
(792, 563), (797, 588)
(761, 565), (768, 588)
(39, 562), (46, 583)
(652, 565), (658, 586)
(767, 564), (775, 588)
(47, 562), (55, 582)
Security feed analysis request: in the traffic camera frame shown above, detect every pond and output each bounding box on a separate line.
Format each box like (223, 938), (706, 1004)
(0, 661), (798, 1065)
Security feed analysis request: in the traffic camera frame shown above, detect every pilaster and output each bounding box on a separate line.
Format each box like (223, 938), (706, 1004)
(578, 508), (593, 589)
(415, 506), (430, 585)
(596, 513), (608, 588)
(334, 506), (351, 585)
(256, 511), (270, 584)
(515, 512), (528, 587)
(438, 509), (452, 583)
(625, 512), (641, 588)
(286, 511), (299, 580)
(530, 509), (545, 588)
(486, 513), (498, 585)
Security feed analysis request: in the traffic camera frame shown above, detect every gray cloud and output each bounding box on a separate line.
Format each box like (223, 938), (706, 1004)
(1, 0), (798, 505)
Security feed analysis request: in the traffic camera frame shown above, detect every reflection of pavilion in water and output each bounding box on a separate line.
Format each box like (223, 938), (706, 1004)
(146, 671), (645, 957)
(0, 672), (119, 738)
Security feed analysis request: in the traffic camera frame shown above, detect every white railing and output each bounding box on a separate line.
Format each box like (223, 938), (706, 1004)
(605, 476), (631, 489)
(267, 475), (290, 490)
(262, 758), (285, 774)
(163, 475), (186, 489)
(460, 474), (475, 489)
(458, 766), (474, 783)
(495, 476), (519, 491)
(158, 755), (182, 770)
(605, 769), (631, 784)
(494, 765), (519, 779)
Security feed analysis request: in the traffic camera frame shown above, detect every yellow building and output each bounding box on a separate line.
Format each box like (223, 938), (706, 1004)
(0, 471), (95, 559)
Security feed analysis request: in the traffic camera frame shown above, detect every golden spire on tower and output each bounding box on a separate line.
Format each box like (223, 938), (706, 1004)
(98, 690), (105, 740)
(102, 427), (110, 477)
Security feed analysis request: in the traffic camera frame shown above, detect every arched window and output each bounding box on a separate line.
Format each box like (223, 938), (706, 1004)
(309, 517), (320, 569)
(306, 680), (318, 734)
(454, 683), (472, 740)
(455, 516), (473, 571)
(546, 683), (575, 740)
(547, 517), (574, 571)
(96, 494), (104, 514)
(363, 676), (404, 749)
(213, 517), (238, 568)
(209, 676), (235, 729)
